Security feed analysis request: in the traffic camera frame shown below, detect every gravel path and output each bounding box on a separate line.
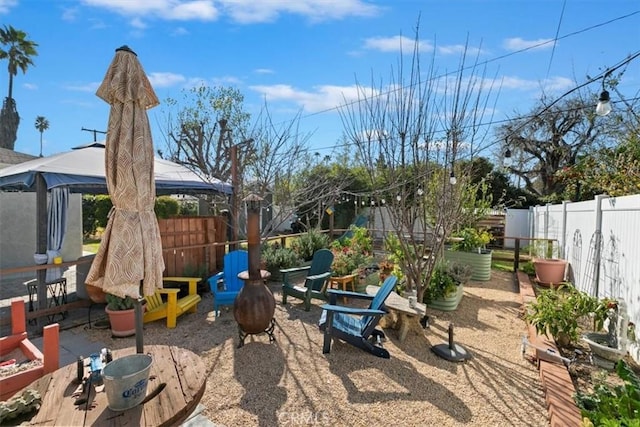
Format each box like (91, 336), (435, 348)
(86, 269), (549, 427)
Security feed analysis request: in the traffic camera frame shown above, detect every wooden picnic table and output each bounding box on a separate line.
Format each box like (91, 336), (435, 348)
(21, 345), (206, 426)
(366, 285), (426, 343)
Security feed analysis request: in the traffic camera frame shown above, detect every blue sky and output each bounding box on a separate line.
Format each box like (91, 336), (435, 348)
(2, 0), (639, 160)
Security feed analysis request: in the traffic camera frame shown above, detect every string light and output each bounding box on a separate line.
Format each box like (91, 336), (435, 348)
(449, 170), (457, 185)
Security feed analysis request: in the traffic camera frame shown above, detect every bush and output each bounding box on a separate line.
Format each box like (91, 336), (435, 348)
(155, 196), (180, 219)
(261, 243), (301, 273)
(574, 360), (640, 426)
(424, 260), (472, 303)
(451, 227), (492, 252)
(330, 226), (373, 277)
(290, 228), (330, 261)
(525, 284), (614, 347)
(105, 293), (136, 311)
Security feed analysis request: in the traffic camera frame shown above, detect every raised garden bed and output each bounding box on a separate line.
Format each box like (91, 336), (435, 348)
(0, 299), (59, 401)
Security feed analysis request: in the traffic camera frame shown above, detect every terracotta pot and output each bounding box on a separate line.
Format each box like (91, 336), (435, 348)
(105, 307), (136, 337)
(533, 259), (568, 286)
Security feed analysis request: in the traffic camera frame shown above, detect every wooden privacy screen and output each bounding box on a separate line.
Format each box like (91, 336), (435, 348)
(158, 216), (227, 277)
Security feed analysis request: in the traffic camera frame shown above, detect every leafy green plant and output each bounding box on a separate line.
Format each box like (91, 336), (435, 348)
(424, 260), (471, 303)
(105, 293), (136, 311)
(261, 243), (301, 272)
(574, 359), (640, 426)
(520, 260), (536, 276)
(525, 284), (614, 347)
(451, 227), (492, 252)
(330, 226), (373, 277)
(290, 228), (330, 261)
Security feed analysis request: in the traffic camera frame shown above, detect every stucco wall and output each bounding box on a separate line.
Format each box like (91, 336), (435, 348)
(0, 192), (83, 271)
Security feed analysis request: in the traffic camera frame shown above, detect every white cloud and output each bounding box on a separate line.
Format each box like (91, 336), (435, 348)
(147, 72), (186, 88)
(499, 75), (574, 92)
(64, 82), (101, 92)
(220, 0), (380, 24)
(171, 27), (189, 36)
(80, 0), (219, 21)
(363, 35), (433, 53)
(130, 17), (147, 29)
(61, 7), (78, 21)
(23, 83), (38, 90)
(503, 37), (554, 51)
(249, 83), (376, 113)
(437, 44), (485, 56)
(0, 0), (17, 14)
(254, 68), (274, 75)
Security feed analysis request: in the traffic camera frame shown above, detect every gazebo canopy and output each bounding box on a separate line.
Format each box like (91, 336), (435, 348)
(0, 142), (232, 195)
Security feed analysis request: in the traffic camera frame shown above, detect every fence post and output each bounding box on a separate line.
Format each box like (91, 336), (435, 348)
(513, 238), (520, 271)
(561, 201), (569, 259)
(592, 194), (609, 298)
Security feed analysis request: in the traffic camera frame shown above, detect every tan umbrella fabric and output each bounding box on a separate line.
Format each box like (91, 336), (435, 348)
(86, 46), (165, 299)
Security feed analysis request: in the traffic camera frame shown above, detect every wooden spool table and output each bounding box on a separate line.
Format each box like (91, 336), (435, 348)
(22, 345), (206, 426)
(366, 285), (426, 343)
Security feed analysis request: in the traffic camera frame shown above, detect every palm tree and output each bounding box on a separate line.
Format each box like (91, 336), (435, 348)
(35, 115), (49, 157)
(0, 25), (38, 150)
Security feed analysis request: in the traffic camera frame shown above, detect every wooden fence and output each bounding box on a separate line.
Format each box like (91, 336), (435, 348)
(158, 216), (227, 277)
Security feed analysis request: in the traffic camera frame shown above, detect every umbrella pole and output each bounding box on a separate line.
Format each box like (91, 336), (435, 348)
(135, 297), (144, 354)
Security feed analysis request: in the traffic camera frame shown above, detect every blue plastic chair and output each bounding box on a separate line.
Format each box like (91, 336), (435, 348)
(207, 250), (248, 315)
(319, 275), (398, 358)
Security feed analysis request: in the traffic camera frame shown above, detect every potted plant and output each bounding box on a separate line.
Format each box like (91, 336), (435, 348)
(444, 226), (493, 281)
(105, 293), (137, 337)
(529, 240), (568, 287)
(425, 260), (472, 311)
(524, 283), (613, 348)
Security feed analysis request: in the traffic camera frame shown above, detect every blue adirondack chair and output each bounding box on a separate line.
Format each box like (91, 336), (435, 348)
(337, 214), (368, 244)
(281, 248), (334, 311)
(319, 275), (398, 358)
(207, 250), (248, 315)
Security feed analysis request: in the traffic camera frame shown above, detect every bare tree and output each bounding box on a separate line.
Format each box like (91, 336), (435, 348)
(159, 86), (351, 238)
(339, 31), (496, 301)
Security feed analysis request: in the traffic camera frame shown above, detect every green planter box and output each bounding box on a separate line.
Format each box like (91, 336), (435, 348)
(427, 284), (464, 311)
(444, 249), (492, 281)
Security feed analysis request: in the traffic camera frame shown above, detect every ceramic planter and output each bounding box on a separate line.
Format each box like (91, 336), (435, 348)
(444, 249), (492, 281)
(105, 307), (136, 337)
(533, 258), (568, 286)
(427, 285), (464, 311)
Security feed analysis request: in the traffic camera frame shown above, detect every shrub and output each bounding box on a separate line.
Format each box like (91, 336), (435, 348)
(574, 359), (640, 426)
(424, 260), (471, 303)
(525, 284), (614, 347)
(261, 243), (301, 273)
(290, 228), (330, 261)
(330, 226), (373, 277)
(155, 196), (180, 219)
(451, 227), (492, 252)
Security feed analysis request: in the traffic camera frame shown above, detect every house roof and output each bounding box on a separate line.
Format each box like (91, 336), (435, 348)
(0, 147), (38, 169)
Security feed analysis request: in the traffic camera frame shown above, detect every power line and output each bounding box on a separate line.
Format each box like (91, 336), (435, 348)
(297, 9), (640, 123)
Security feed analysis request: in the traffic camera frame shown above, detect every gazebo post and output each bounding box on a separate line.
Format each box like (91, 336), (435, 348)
(36, 173), (48, 316)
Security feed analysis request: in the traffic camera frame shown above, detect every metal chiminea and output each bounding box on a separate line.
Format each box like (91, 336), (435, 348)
(233, 194), (276, 347)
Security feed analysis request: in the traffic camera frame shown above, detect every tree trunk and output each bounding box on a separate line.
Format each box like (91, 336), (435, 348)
(0, 97), (19, 150)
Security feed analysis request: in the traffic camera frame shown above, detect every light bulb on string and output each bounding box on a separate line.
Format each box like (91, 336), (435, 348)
(417, 188), (424, 196)
(396, 195), (402, 202)
(449, 170), (457, 185)
(596, 90), (612, 116)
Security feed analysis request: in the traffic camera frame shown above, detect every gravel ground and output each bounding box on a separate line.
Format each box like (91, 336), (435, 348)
(85, 269), (549, 427)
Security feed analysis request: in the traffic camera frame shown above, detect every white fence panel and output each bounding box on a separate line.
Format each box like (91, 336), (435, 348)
(532, 194), (640, 364)
(504, 208), (529, 249)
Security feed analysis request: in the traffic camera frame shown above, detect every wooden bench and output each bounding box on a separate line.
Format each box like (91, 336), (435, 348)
(366, 285), (426, 342)
(143, 277), (202, 329)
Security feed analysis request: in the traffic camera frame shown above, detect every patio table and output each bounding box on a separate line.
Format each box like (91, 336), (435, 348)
(20, 344), (206, 426)
(366, 285), (426, 342)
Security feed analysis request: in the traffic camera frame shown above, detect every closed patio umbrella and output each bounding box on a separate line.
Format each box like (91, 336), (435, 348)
(86, 46), (165, 350)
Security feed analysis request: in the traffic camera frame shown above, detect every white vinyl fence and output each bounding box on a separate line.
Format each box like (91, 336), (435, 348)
(531, 194), (640, 363)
